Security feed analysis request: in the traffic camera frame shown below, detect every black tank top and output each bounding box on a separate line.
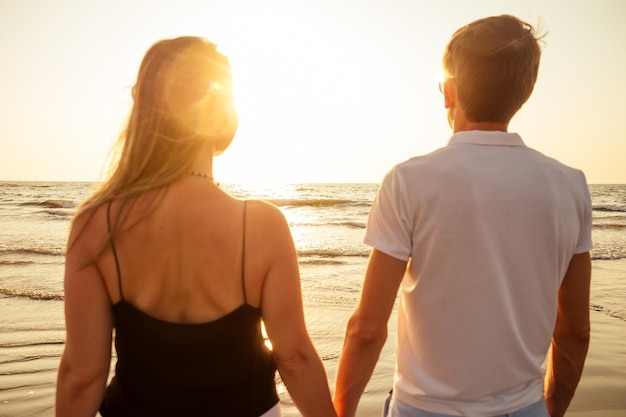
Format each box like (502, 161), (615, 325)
(100, 201), (279, 417)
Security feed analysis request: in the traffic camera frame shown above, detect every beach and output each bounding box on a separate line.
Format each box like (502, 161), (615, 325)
(1, 284), (625, 416)
(566, 311), (626, 417)
(565, 260), (626, 417)
(1, 182), (625, 416)
(291, 278), (626, 417)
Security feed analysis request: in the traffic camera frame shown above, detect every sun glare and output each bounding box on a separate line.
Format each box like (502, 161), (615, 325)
(209, 3), (391, 186)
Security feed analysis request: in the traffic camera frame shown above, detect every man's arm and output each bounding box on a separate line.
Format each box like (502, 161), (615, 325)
(333, 249), (407, 417)
(544, 252), (592, 417)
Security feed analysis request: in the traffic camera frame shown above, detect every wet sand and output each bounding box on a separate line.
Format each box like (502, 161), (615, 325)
(564, 308), (626, 417)
(346, 308), (626, 417)
(1, 305), (624, 416)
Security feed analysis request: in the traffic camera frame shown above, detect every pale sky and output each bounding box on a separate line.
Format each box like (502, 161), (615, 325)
(1, 0), (624, 184)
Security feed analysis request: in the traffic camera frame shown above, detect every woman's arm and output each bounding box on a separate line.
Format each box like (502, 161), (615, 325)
(56, 210), (114, 417)
(252, 202), (337, 417)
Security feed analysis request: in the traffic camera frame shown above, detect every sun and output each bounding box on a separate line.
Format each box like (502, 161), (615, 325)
(207, 3), (385, 186)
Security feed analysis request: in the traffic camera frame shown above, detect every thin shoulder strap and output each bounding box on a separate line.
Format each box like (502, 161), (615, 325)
(107, 201), (124, 301)
(242, 200), (248, 304)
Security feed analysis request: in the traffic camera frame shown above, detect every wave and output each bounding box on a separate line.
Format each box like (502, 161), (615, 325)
(0, 247), (65, 257)
(290, 220), (367, 229)
(269, 198), (371, 208)
(0, 364), (59, 376)
(0, 340), (64, 350)
(299, 248), (624, 262)
(342, 221), (366, 229)
(593, 223), (626, 230)
(19, 199), (77, 209)
(594, 205), (626, 213)
(591, 303), (626, 321)
(298, 247), (626, 262)
(320, 353), (340, 361)
(591, 253), (626, 261)
(298, 248), (370, 259)
(0, 351), (62, 366)
(0, 259), (35, 265)
(300, 258), (347, 266)
(44, 209), (73, 218)
(0, 288), (64, 301)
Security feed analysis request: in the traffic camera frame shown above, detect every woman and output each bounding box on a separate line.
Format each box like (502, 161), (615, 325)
(56, 36), (337, 417)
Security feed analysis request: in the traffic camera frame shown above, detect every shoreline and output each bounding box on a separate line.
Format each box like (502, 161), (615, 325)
(0, 309), (624, 416)
(1, 272), (625, 416)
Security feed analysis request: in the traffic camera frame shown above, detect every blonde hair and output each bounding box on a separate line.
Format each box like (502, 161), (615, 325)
(77, 36), (236, 218)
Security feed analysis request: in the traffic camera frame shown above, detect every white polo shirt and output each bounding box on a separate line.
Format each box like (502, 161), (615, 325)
(365, 131), (593, 416)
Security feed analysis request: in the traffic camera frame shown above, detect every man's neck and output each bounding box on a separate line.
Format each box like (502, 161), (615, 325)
(453, 120), (509, 133)
(449, 105), (509, 133)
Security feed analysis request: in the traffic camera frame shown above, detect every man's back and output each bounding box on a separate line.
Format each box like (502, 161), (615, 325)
(364, 130), (592, 414)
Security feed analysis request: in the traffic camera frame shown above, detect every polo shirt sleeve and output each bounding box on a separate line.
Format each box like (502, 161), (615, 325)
(575, 172), (593, 254)
(364, 167), (412, 261)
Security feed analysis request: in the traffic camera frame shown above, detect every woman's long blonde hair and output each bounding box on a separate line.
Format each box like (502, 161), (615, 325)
(77, 36), (236, 213)
(73, 36), (237, 253)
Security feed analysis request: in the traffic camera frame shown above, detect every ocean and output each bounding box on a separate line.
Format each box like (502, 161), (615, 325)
(1, 182), (625, 416)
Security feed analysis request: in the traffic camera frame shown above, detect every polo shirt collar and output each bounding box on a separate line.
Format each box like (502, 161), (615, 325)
(447, 130), (525, 147)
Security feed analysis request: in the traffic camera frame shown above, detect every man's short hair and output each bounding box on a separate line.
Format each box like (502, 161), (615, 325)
(443, 15), (543, 123)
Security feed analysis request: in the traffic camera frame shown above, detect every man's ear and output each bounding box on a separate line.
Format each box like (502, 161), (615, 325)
(443, 79), (456, 109)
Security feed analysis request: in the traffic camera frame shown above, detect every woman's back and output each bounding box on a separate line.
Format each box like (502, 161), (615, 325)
(101, 177), (260, 320)
(98, 177), (280, 416)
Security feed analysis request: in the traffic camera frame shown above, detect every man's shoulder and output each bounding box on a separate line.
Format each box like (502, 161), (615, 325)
(523, 146), (586, 178)
(390, 146), (453, 174)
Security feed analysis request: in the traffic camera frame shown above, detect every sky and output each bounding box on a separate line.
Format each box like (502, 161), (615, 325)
(1, 0), (625, 184)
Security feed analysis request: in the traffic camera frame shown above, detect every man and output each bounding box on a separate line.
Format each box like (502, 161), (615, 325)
(334, 15), (592, 417)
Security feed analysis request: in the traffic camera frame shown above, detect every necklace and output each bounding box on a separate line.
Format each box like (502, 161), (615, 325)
(189, 171), (214, 181)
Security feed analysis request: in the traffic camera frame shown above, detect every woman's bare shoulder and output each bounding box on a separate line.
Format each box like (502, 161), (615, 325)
(67, 203), (110, 254)
(245, 199), (287, 223)
(244, 199), (293, 248)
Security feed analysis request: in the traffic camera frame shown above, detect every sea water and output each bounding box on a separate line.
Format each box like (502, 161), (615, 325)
(1, 182), (625, 416)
